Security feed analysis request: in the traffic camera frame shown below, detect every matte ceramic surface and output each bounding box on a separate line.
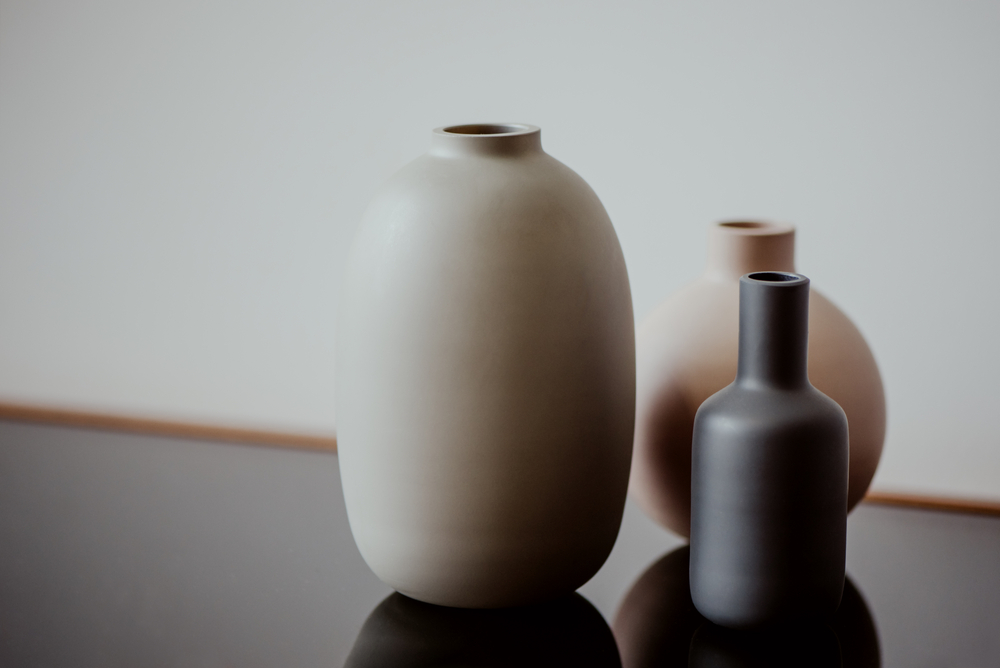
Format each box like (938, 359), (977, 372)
(631, 221), (885, 537)
(336, 124), (635, 608)
(689, 273), (849, 628)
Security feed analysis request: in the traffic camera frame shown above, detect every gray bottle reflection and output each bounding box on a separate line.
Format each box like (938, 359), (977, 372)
(612, 546), (879, 668)
(345, 591), (621, 667)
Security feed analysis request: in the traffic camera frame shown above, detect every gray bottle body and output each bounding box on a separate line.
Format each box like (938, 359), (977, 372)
(689, 272), (849, 629)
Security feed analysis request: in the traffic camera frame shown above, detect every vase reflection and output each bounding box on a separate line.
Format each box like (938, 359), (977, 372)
(613, 546), (880, 668)
(345, 591), (621, 667)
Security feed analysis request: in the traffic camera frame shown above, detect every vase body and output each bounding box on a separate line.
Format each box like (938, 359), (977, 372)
(689, 272), (848, 628)
(336, 124), (635, 608)
(631, 221), (884, 537)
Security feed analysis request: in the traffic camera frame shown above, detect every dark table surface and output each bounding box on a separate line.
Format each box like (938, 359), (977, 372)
(1, 419), (998, 667)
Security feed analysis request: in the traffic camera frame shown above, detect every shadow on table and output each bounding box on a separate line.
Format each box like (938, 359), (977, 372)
(613, 545), (881, 668)
(344, 589), (621, 667)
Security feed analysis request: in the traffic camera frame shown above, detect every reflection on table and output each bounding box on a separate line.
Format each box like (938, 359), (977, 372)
(613, 546), (880, 668)
(344, 543), (882, 668)
(345, 590), (621, 668)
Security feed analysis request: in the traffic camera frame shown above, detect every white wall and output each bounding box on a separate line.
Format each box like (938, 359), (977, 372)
(2, 0), (998, 500)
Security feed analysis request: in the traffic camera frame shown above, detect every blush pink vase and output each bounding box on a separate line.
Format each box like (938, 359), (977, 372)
(631, 221), (886, 537)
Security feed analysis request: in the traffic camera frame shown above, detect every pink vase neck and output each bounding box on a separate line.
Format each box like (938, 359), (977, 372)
(430, 123), (542, 158)
(704, 221), (797, 282)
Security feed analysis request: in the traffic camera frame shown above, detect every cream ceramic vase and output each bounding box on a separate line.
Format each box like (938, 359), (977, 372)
(631, 221), (885, 537)
(337, 124), (635, 608)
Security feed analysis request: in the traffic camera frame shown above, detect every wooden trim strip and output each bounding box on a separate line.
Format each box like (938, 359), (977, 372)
(0, 402), (337, 452)
(864, 490), (1000, 517)
(3, 401), (1000, 515)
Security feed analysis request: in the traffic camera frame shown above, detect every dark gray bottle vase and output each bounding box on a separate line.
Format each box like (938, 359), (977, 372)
(689, 272), (849, 629)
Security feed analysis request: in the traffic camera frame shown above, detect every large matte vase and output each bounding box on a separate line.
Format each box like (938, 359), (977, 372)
(689, 272), (848, 629)
(336, 124), (635, 608)
(631, 221), (884, 537)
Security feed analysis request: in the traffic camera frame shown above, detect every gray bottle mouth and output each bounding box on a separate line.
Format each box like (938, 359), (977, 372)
(745, 271), (808, 285)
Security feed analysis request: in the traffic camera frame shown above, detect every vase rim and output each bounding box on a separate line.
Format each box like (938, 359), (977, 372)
(705, 222), (797, 281)
(430, 123), (542, 157)
(715, 220), (795, 236)
(434, 123), (539, 137)
(742, 271), (809, 287)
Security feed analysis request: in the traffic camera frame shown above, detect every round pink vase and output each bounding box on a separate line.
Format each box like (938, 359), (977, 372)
(631, 221), (885, 537)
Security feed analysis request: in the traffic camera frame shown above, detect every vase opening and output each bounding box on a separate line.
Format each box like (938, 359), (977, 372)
(717, 221), (795, 235)
(431, 123), (542, 157)
(747, 271), (802, 283)
(721, 221), (770, 229)
(443, 124), (534, 136)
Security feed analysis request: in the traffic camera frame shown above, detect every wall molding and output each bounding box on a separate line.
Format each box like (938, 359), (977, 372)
(3, 401), (999, 517)
(0, 401), (337, 452)
(863, 490), (1000, 517)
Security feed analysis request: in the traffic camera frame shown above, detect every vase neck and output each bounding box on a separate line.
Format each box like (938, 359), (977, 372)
(736, 272), (811, 389)
(705, 221), (796, 282)
(429, 123), (542, 158)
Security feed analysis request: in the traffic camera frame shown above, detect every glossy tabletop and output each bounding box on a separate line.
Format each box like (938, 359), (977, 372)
(1, 420), (998, 666)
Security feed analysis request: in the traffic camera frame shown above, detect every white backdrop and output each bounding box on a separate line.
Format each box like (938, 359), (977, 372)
(2, 0), (998, 501)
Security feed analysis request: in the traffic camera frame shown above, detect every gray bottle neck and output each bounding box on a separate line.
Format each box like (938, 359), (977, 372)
(736, 272), (811, 390)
